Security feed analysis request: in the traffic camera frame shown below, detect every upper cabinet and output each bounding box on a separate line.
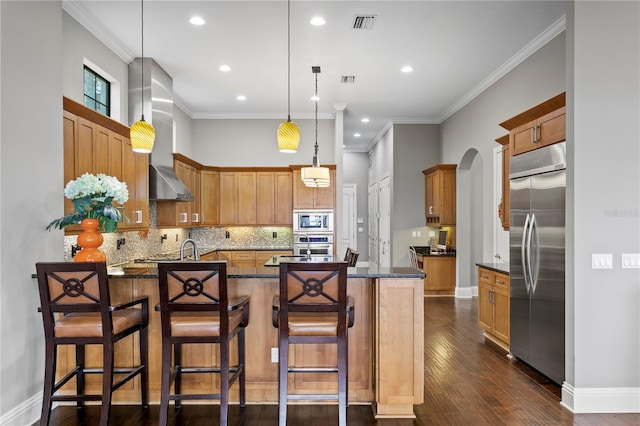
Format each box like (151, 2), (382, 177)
(422, 164), (456, 226)
(292, 168), (336, 209)
(156, 155), (201, 227)
(200, 169), (220, 226)
(219, 170), (257, 225)
(495, 135), (510, 231)
(500, 92), (566, 156)
(256, 170), (293, 225)
(63, 97), (149, 232)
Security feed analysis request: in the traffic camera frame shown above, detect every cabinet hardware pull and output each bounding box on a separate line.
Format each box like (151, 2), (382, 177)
(135, 210), (142, 224)
(532, 125), (537, 143)
(192, 213), (199, 222)
(536, 124), (541, 142)
(429, 206), (433, 214)
(179, 213), (188, 223)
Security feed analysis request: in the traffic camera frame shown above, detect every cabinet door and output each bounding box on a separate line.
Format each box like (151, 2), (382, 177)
(237, 172), (257, 224)
(219, 172), (239, 224)
(313, 169), (336, 209)
(292, 169), (315, 209)
(63, 112), (79, 222)
(478, 280), (493, 333)
(256, 172), (276, 225)
(174, 161), (192, 225)
(200, 170), (219, 226)
(501, 145), (510, 230)
(217, 251), (232, 264)
(537, 107), (565, 147)
(274, 171), (293, 225)
(424, 257), (455, 291)
(122, 138), (149, 229)
(492, 283), (510, 344)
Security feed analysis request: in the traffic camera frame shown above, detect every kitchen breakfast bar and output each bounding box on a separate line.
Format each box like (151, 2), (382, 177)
(50, 264), (425, 419)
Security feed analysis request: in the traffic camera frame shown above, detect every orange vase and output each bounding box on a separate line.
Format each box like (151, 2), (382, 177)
(75, 218), (107, 262)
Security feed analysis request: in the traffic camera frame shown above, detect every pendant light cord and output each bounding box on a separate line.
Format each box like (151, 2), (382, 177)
(140, 0), (145, 121)
(287, 0), (291, 122)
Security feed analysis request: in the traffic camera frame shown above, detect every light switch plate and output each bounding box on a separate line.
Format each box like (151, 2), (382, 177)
(592, 253), (613, 269)
(621, 253), (640, 269)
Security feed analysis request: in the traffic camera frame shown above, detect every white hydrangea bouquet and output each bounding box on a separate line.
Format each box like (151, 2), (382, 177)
(47, 173), (129, 232)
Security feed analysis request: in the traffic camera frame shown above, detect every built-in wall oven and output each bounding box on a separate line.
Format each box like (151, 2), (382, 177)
(293, 233), (334, 257)
(293, 210), (334, 233)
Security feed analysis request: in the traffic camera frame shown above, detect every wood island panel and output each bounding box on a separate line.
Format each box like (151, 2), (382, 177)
(52, 274), (423, 418)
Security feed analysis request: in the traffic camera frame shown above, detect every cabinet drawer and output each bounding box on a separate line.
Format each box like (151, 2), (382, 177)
(478, 268), (494, 284)
(232, 251), (256, 261)
(493, 272), (509, 290)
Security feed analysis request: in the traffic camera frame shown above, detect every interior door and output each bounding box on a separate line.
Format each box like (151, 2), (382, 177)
(340, 184), (357, 258)
(378, 175), (391, 268)
(368, 181), (378, 267)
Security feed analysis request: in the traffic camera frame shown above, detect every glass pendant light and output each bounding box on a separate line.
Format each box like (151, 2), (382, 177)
(130, 0), (155, 153)
(276, 0), (300, 153)
(301, 66), (330, 188)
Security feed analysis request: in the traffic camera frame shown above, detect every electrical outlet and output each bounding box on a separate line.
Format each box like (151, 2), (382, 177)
(412, 231), (417, 237)
(417, 231), (421, 237)
(621, 253), (640, 269)
(592, 253), (613, 269)
(271, 347), (278, 363)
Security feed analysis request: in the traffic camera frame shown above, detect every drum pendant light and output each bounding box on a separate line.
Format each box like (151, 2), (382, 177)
(301, 66), (330, 188)
(130, 0), (155, 153)
(276, 0), (300, 153)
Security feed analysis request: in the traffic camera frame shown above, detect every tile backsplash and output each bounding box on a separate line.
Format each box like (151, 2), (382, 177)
(63, 202), (293, 264)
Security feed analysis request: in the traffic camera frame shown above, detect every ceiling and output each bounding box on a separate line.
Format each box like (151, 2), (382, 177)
(64, 1), (566, 152)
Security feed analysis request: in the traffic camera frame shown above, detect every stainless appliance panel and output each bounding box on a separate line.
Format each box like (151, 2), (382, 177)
(293, 210), (334, 233)
(509, 141), (566, 386)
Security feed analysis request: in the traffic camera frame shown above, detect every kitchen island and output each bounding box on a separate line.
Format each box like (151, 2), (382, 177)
(49, 264), (425, 419)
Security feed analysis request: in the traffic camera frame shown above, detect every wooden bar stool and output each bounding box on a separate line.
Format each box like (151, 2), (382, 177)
(35, 261), (149, 426)
(156, 261), (250, 426)
(272, 261), (354, 426)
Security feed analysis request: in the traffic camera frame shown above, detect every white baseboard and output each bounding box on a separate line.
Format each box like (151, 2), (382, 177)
(0, 392), (42, 426)
(561, 382), (640, 413)
(455, 285), (477, 298)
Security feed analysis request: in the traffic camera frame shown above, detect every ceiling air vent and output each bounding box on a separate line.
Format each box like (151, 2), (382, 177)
(341, 76), (356, 84)
(352, 15), (377, 30)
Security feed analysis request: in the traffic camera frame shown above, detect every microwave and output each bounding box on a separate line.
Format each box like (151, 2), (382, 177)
(293, 210), (334, 233)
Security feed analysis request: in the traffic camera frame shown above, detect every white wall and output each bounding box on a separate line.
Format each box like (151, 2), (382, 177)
(566, 1), (640, 412)
(391, 124), (440, 266)
(62, 11), (129, 125)
(192, 118), (335, 167)
(1, 2), (63, 424)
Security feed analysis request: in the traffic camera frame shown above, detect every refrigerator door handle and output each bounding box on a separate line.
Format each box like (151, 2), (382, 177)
(522, 213), (531, 295)
(529, 213), (539, 295)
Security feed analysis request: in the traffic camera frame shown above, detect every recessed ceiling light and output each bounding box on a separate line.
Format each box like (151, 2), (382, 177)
(354, 133), (361, 137)
(401, 66), (414, 73)
(219, 65), (231, 72)
(342, 144), (346, 148)
(236, 95), (246, 101)
(310, 16), (326, 26)
(189, 16), (205, 26)
(361, 117), (370, 123)
(310, 95), (320, 101)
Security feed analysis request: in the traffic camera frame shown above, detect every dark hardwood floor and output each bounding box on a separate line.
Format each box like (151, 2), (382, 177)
(44, 297), (640, 425)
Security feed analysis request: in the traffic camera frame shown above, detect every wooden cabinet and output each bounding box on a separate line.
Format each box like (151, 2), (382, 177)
(422, 256), (456, 295)
(422, 164), (456, 226)
(499, 92), (565, 156)
(256, 171), (293, 225)
(215, 250), (292, 267)
(156, 156), (201, 227)
(477, 267), (510, 349)
(62, 97), (149, 232)
(255, 250), (293, 267)
(496, 135), (510, 231)
(219, 171), (257, 225)
(292, 168), (336, 209)
(200, 169), (219, 226)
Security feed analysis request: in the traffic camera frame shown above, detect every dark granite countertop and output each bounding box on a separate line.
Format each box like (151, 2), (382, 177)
(476, 262), (509, 275)
(412, 246), (456, 257)
(105, 262), (424, 280)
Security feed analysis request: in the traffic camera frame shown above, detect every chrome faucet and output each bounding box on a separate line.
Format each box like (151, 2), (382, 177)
(179, 238), (199, 261)
(298, 233), (311, 258)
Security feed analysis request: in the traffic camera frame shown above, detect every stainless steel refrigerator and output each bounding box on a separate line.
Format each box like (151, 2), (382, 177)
(509, 141), (565, 385)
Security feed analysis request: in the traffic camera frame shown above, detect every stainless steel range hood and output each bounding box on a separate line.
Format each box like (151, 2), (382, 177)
(129, 58), (194, 201)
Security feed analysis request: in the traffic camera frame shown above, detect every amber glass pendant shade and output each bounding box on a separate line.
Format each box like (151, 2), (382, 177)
(277, 120), (301, 153)
(130, 118), (155, 153)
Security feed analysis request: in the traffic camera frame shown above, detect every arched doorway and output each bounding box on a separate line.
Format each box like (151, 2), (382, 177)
(456, 149), (483, 297)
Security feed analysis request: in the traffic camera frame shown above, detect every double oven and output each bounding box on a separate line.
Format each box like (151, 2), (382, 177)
(292, 210), (334, 257)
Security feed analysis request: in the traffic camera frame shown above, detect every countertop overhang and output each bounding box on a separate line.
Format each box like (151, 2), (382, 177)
(476, 262), (509, 275)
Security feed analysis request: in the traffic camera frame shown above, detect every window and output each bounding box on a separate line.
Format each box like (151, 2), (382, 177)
(84, 66), (110, 116)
